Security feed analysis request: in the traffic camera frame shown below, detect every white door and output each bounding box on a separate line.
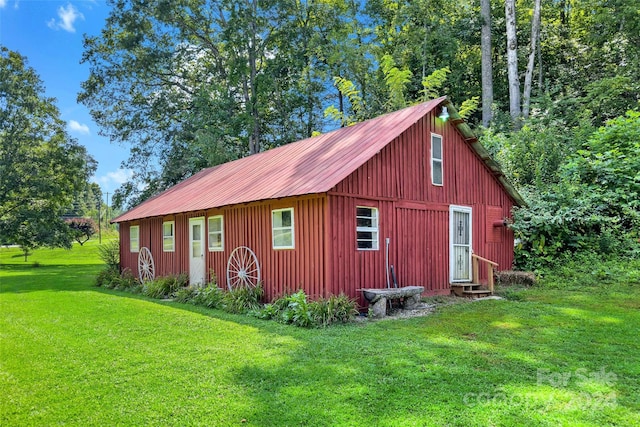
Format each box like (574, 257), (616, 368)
(450, 206), (472, 282)
(189, 217), (206, 285)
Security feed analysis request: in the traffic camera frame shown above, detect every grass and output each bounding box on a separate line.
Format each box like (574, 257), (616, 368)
(1, 241), (639, 426)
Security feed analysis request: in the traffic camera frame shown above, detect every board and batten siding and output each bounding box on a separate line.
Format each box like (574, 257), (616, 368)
(202, 195), (326, 301)
(119, 196), (327, 302)
(328, 110), (515, 299)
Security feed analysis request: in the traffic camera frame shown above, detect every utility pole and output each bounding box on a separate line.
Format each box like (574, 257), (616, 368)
(98, 197), (102, 244)
(105, 192), (110, 230)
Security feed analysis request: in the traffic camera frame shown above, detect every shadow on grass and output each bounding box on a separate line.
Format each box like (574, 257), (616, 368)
(226, 299), (639, 425)
(3, 260), (639, 425)
(0, 263), (105, 293)
(116, 285), (638, 425)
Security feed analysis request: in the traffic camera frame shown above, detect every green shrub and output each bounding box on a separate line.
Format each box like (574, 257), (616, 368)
(511, 112), (640, 270)
(142, 273), (188, 299)
(223, 284), (264, 314)
(95, 267), (119, 288)
(256, 293), (291, 320)
(258, 291), (357, 327)
(142, 279), (169, 299)
(174, 286), (199, 303)
(309, 293), (358, 327)
(116, 268), (140, 291)
(280, 290), (313, 327)
(97, 240), (120, 269)
(538, 255), (640, 290)
(192, 284), (225, 308)
(95, 266), (139, 290)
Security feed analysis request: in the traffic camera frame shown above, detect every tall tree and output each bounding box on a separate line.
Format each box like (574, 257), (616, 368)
(522, 0), (541, 119)
(0, 47), (96, 256)
(80, 0), (367, 208)
(505, 0), (521, 128)
(480, 0), (493, 127)
(80, 0), (279, 207)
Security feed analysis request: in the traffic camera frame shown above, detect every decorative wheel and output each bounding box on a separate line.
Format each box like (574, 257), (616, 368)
(226, 246), (261, 290)
(138, 247), (155, 282)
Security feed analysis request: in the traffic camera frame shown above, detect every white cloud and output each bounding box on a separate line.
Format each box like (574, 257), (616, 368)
(0, 1), (6, 9)
(47, 3), (84, 33)
(94, 169), (134, 188)
(68, 120), (90, 135)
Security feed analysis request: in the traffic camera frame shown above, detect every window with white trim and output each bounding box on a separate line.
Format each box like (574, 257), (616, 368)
(431, 133), (443, 186)
(130, 225), (139, 253)
(162, 221), (174, 252)
(208, 215), (224, 252)
(272, 208), (294, 249)
(356, 207), (379, 250)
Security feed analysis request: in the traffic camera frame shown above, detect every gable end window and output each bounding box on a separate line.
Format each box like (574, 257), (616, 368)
(272, 208), (294, 249)
(162, 221), (175, 252)
(431, 133), (443, 186)
(356, 207), (379, 250)
(208, 215), (224, 252)
(130, 225), (139, 253)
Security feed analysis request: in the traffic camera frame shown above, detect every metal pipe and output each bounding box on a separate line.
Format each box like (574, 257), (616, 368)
(385, 237), (390, 288)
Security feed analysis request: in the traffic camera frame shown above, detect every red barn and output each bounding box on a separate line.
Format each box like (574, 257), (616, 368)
(113, 97), (524, 304)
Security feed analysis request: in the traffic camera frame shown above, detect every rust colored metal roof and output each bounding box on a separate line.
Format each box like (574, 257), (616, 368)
(113, 97), (523, 223)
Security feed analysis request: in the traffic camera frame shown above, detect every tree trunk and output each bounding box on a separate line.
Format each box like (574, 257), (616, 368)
(505, 0), (521, 129)
(338, 84), (345, 127)
(522, 0), (541, 119)
(480, 0), (493, 127)
(248, 0), (260, 154)
(538, 32), (543, 90)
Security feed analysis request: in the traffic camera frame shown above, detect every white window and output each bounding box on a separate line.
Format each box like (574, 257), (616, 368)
(162, 221), (174, 252)
(431, 133), (443, 186)
(356, 207), (379, 250)
(130, 225), (139, 253)
(208, 215), (224, 252)
(272, 208), (294, 249)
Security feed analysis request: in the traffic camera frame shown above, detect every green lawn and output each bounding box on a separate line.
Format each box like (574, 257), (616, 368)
(1, 241), (639, 426)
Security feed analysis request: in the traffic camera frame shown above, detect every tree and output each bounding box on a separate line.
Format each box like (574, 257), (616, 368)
(480, 0), (493, 127)
(522, 0), (541, 119)
(65, 217), (97, 246)
(66, 182), (102, 219)
(0, 47), (96, 259)
(505, 0), (521, 128)
(80, 0), (368, 208)
(563, 111), (640, 234)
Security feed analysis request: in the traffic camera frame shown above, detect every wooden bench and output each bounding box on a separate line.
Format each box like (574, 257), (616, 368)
(359, 286), (424, 318)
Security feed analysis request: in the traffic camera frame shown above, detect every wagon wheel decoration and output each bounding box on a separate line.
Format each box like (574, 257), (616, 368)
(138, 247), (155, 283)
(226, 246), (261, 290)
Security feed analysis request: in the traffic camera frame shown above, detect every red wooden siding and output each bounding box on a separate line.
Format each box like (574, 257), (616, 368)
(326, 196), (393, 305)
(210, 196), (326, 301)
(329, 110), (515, 299)
(394, 203), (450, 294)
(119, 196), (326, 302)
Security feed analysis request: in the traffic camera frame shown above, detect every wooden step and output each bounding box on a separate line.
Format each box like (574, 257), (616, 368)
(451, 283), (492, 297)
(462, 289), (492, 295)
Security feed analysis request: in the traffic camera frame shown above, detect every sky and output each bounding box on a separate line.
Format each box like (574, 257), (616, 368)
(1, 0), (131, 198)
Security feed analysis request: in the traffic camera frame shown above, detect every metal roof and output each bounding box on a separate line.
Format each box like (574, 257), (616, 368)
(113, 97), (523, 223)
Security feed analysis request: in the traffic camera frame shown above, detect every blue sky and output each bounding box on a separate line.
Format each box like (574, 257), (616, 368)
(1, 0), (130, 197)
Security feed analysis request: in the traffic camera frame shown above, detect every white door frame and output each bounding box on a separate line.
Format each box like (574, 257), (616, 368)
(189, 217), (206, 285)
(449, 205), (473, 283)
